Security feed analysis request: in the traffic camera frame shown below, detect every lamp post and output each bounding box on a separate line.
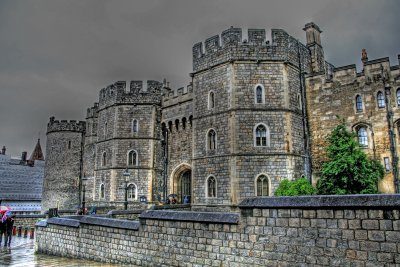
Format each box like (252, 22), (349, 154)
(81, 176), (87, 214)
(123, 168), (130, 210)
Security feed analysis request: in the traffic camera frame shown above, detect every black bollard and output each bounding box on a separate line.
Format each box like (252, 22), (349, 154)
(12, 225), (16, 236)
(23, 227), (28, 238)
(30, 227), (35, 239)
(17, 226), (22, 237)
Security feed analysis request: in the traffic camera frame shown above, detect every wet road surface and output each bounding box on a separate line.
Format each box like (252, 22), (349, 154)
(0, 236), (118, 266)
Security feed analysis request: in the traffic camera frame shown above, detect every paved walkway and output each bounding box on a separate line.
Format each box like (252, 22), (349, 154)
(0, 236), (117, 266)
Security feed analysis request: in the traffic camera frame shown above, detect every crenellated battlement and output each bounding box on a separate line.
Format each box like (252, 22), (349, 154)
(86, 102), (99, 119)
(192, 27), (311, 73)
(309, 55), (400, 87)
(98, 80), (163, 109)
(47, 116), (86, 134)
(162, 83), (193, 105)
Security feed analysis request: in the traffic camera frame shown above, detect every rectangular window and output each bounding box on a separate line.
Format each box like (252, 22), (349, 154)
(384, 157), (390, 172)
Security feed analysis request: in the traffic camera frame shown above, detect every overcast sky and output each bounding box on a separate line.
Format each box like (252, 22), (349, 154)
(1, 0), (399, 157)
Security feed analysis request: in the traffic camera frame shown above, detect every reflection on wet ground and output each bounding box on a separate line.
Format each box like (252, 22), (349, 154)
(0, 236), (118, 267)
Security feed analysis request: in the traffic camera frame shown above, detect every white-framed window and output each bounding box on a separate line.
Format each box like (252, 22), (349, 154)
(206, 176), (217, 198)
(254, 84), (265, 104)
(100, 183), (105, 199)
(396, 88), (400, 106)
(102, 152), (107, 166)
(377, 91), (385, 108)
(255, 174), (269, 196)
(384, 157), (390, 172)
(208, 91), (215, 110)
(207, 129), (217, 150)
(357, 127), (368, 147)
(127, 150), (138, 166)
(356, 95), (363, 112)
(132, 119), (138, 133)
(254, 123), (269, 147)
(127, 183), (137, 200)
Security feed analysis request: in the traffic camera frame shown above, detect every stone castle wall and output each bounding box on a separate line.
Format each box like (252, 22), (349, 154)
(306, 57), (400, 192)
(36, 195), (400, 266)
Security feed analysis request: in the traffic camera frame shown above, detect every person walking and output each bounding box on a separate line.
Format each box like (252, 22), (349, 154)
(5, 215), (14, 247)
(0, 213), (6, 247)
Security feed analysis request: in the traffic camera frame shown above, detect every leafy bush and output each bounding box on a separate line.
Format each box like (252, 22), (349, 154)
(275, 178), (316, 196)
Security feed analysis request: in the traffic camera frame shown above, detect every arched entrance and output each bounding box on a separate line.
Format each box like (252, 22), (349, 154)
(170, 163), (192, 204)
(178, 170), (191, 203)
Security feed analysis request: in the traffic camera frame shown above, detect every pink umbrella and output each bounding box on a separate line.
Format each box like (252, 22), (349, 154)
(0, 205), (10, 212)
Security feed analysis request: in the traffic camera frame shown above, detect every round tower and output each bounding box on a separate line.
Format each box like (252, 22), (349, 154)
(42, 117), (85, 213)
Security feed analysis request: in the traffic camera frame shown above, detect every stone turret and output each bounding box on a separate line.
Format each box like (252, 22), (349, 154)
(42, 117), (86, 212)
(303, 22), (325, 73)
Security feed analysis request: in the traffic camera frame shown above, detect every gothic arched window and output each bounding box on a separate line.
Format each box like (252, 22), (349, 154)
(357, 127), (368, 147)
(377, 91), (385, 108)
(255, 85), (264, 104)
(127, 150), (138, 166)
(207, 129), (216, 150)
(356, 95), (363, 112)
(208, 91), (215, 109)
(127, 183), (137, 200)
(100, 184), (105, 199)
(254, 124), (269, 147)
(256, 175), (269, 196)
(207, 176), (217, 198)
(132, 119), (138, 133)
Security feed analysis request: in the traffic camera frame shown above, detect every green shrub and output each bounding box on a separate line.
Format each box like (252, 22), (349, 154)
(275, 178), (316, 196)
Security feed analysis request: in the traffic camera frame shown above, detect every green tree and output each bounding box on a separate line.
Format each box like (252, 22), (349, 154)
(275, 178), (316, 196)
(316, 123), (384, 195)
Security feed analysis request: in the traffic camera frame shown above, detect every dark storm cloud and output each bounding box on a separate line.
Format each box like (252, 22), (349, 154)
(0, 0), (398, 156)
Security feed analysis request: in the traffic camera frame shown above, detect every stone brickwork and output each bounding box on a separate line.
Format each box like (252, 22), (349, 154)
(36, 194), (400, 266)
(42, 117), (85, 212)
(306, 55), (400, 192)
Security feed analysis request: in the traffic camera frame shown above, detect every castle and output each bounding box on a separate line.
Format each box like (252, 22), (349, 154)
(42, 22), (400, 212)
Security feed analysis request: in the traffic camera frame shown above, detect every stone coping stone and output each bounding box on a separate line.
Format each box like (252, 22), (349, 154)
(107, 209), (145, 215)
(80, 216), (140, 230)
(15, 214), (46, 218)
(153, 204), (191, 210)
(46, 217), (80, 228)
(140, 210), (239, 224)
(238, 194), (400, 209)
(35, 220), (47, 227)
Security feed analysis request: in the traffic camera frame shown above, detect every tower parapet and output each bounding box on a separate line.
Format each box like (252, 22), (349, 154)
(47, 117), (86, 134)
(98, 80), (163, 110)
(86, 102), (99, 119)
(192, 27), (311, 73)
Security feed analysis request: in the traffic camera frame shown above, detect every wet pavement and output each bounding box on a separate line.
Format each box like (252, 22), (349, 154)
(0, 236), (118, 267)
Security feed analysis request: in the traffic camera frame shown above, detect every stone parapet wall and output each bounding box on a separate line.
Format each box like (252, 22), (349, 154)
(14, 214), (46, 228)
(36, 195), (400, 266)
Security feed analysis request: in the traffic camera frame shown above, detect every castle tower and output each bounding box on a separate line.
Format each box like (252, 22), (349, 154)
(42, 117), (85, 212)
(94, 80), (163, 205)
(190, 27), (311, 208)
(303, 22), (325, 73)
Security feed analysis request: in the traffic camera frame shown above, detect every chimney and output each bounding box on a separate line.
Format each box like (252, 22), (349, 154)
(1, 146), (5, 155)
(361, 49), (368, 66)
(21, 151), (27, 162)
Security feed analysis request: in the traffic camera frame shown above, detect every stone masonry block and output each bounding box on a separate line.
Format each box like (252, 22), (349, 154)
(362, 220), (379, 230)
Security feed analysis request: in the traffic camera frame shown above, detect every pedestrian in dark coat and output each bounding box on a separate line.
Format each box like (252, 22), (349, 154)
(0, 213), (6, 247)
(5, 216), (14, 247)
